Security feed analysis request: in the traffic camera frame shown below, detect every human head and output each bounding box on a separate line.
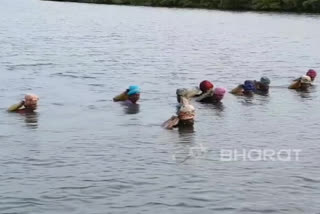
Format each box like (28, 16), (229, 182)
(213, 87), (226, 101)
(127, 85), (140, 104)
(306, 69), (317, 81)
(260, 76), (271, 86)
(243, 80), (255, 94)
(300, 75), (312, 90)
(178, 97), (195, 121)
(24, 94), (39, 111)
(258, 76), (270, 92)
(199, 80), (214, 93)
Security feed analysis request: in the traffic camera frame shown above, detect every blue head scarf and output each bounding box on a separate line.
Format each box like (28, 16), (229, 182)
(128, 85), (141, 96)
(243, 80), (255, 91)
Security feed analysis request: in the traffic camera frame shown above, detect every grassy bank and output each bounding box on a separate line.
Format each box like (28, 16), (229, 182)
(45, 0), (320, 12)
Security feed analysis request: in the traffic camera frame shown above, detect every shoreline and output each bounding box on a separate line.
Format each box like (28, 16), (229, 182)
(42, 0), (320, 13)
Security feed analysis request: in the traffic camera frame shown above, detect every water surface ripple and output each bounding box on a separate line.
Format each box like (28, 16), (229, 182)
(1, 0), (320, 213)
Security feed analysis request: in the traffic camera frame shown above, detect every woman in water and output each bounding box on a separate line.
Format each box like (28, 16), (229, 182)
(289, 75), (312, 90)
(113, 85), (141, 104)
(230, 80), (255, 96)
(293, 69), (317, 83)
(254, 77), (271, 94)
(8, 94), (39, 113)
(163, 97), (195, 129)
(195, 80), (214, 102)
(212, 88), (227, 103)
(196, 86), (226, 103)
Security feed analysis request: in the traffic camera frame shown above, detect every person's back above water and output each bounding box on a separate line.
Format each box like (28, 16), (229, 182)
(113, 85), (141, 104)
(8, 94), (39, 113)
(230, 80), (255, 96)
(289, 75), (312, 90)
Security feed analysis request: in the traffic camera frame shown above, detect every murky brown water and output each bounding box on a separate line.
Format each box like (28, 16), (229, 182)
(1, 0), (320, 213)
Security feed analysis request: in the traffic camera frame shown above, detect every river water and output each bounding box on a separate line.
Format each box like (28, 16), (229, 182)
(1, 0), (320, 213)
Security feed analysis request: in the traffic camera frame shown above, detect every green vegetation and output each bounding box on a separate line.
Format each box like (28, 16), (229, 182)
(46, 0), (320, 12)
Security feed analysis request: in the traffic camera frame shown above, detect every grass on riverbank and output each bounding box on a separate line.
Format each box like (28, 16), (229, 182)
(44, 0), (320, 13)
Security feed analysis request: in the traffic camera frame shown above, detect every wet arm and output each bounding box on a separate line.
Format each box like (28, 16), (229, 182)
(113, 92), (128, 102)
(230, 85), (243, 95)
(185, 87), (202, 99)
(8, 101), (24, 112)
(289, 81), (301, 89)
(163, 116), (179, 129)
(177, 88), (202, 99)
(195, 90), (212, 102)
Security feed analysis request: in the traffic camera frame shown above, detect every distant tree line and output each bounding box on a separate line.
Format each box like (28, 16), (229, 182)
(48, 0), (320, 12)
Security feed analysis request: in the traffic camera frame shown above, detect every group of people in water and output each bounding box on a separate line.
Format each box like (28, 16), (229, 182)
(8, 69), (317, 129)
(163, 69), (317, 129)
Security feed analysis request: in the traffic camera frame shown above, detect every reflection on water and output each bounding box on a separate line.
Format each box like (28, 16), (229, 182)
(255, 91), (269, 96)
(24, 112), (39, 129)
(122, 103), (140, 114)
(238, 96), (255, 106)
(211, 102), (225, 117)
(289, 87), (315, 100)
(212, 102), (225, 112)
(178, 124), (195, 137)
(296, 90), (312, 99)
(199, 102), (225, 116)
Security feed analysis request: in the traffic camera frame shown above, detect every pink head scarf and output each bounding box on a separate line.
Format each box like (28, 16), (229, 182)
(213, 88), (226, 101)
(306, 69), (317, 80)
